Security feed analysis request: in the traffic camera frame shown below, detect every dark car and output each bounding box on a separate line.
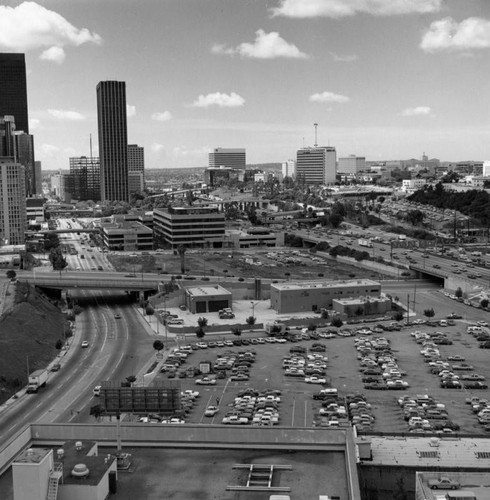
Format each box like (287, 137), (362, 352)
(463, 381), (488, 390)
(479, 341), (490, 349)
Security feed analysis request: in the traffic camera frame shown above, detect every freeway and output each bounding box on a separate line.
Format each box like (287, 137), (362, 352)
(0, 221), (156, 444)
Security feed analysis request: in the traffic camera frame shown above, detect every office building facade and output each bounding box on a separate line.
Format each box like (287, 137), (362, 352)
(0, 54), (29, 134)
(0, 158), (26, 244)
(66, 156), (101, 201)
(97, 81), (129, 202)
(296, 147), (337, 185)
(128, 144), (145, 184)
(282, 159), (295, 179)
(153, 206), (225, 249)
(209, 148), (246, 170)
(338, 155), (366, 175)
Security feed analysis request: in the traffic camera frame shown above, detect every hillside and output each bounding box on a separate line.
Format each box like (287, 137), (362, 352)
(0, 282), (68, 404)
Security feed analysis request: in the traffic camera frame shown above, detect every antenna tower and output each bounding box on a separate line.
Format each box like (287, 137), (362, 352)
(314, 123), (318, 147)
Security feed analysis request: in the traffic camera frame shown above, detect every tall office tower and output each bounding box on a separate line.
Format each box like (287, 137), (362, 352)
(34, 161), (42, 195)
(0, 54), (29, 134)
(66, 156), (101, 201)
(338, 155), (366, 175)
(128, 144), (145, 186)
(281, 159), (296, 179)
(96, 81), (128, 202)
(296, 146), (337, 185)
(209, 148), (246, 169)
(0, 158), (26, 245)
(0, 116), (16, 157)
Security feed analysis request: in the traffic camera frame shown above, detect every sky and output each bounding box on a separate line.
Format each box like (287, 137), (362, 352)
(1, 0), (490, 169)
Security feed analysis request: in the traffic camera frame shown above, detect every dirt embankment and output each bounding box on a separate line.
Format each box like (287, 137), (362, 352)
(0, 282), (68, 403)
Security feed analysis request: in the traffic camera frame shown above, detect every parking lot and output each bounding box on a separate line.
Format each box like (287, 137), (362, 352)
(134, 318), (490, 435)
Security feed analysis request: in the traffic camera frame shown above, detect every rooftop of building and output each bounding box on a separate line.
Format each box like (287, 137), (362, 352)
(186, 284), (231, 297)
(100, 221), (152, 233)
(272, 279), (380, 291)
(333, 296), (389, 305)
(364, 435), (490, 469)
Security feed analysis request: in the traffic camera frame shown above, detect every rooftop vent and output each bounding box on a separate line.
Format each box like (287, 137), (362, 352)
(417, 450), (439, 458)
(71, 463), (89, 478)
(56, 449), (64, 460)
(429, 437), (440, 447)
(475, 452), (490, 459)
(75, 441), (83, 451)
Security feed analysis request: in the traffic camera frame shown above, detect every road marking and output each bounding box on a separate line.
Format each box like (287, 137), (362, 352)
(291, 399), (296, 426)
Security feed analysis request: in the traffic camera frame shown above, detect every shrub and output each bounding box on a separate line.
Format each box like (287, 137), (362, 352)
(330, 317), (343, 328)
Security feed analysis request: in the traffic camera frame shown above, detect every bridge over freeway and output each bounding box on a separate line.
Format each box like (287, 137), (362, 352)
(18, 271), (162, 291)
(25, 228), (99, 236)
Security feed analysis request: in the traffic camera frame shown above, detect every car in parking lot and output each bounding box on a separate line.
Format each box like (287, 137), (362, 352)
(305, 376), (326, 384)
(81, 340), (89, 348)
(222, 415), (248, 425)
(229, 373), (249, 381)
(195, 377), (216, 385)
(204, 406), (219, 417)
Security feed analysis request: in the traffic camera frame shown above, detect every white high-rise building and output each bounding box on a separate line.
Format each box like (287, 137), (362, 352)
(0, 158), (26, 244)
(282, 159), (295, 179)
(482, 161), (490, 177)
(296, 146), (336, 185)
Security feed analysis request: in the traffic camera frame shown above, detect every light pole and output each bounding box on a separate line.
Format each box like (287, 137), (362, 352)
(251, 301), (256, 320)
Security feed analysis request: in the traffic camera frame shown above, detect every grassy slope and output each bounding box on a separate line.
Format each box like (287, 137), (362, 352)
(0, 282), (66, 403)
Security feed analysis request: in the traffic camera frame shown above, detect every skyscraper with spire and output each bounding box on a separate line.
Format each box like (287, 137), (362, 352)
(96, 81), (129, 202)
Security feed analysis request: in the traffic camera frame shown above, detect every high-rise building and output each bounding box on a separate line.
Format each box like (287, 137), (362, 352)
(0, 54), (29, 134)
(34, 161), (42, 195)
(209, 148), (246, 170)
(282, 159), (295, 179)
(128, 171), (144, 194)
(296, 146), (336, 185)
(0, 158), (26, 244)
(96, 81), (128, 202)
(65, 156), (101, 201)
(338, 155), (366, 175)
(128, 144), (144, 182)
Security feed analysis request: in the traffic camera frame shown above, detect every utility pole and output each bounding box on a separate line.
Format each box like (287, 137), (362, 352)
(406, 293), (410, 324)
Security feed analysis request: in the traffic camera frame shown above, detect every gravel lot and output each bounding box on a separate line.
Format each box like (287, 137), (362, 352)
(147, 320), (490, 434)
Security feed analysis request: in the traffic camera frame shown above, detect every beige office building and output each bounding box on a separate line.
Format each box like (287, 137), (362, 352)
(0, 158), (26, 244)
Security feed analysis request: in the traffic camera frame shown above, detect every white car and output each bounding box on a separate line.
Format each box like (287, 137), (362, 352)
(181, 390), (199, 399)
(196, 342), (208, 349)
(304, 376), (327, 384)
(81, 340), (89, 348)
(204, 406), (219, 417)
(195, 377), (216, 385)
(222, 415), (248, 425)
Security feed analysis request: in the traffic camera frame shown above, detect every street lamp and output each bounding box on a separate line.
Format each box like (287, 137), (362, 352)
(251, 301), (256, 320)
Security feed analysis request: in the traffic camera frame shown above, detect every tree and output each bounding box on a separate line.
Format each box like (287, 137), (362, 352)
(246, 316), (256, 326)
(145, 304), (155, 318)
(455, 287), (463, 299)
(55, 339), (63, 350)
(6, 270), (16, 280)
(232, 327), (242, 337)
(126, 375), (136, 387)
(195, 327), (205, 339)
(481, 298), (489, 309)
(392, 311), (404, 322)
(321, 310), (329, 320)
(406, 209), (425, 226)
(177, 245), (187, 274)
(423, 308), (435, 320)
(49, 247), (67, 271)
(44, 232), (60, 251)
(330, 317), (343, 328)
(197, 317), (208, 328)
(153, 340), (164, 353)
(307, 323), (317, 331)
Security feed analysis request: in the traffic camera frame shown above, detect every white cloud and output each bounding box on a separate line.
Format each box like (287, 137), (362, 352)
(421, 17), (490, 53)
(0, 1), (102, 62)
(400, 106), (432, 116)
(331, 52), (358, 62)
(151, 143), (165, 153)
(271, 0), (442, 18)
(212, 30), (308, 59)
(48, 109), (85, 121)
(40, 144), (60, 156)
(151, 111), (172, 122)
(172, 146), (211, 159)
(39, 46), (66, 64)
(309, 91), (350, 104)
(29, 118), (41, 130)
(127, 105), (136, 117)
(191, 92), (245, 108)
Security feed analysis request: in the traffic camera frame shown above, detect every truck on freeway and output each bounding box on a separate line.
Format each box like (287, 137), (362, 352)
(358, 238), (373, 248)
(26, 369), (48, 393)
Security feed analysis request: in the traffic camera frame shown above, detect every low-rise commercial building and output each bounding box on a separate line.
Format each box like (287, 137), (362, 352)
(100, 220), (153, 251)
(270, 279), (381, 314)
(185, 284), (232, 313)
(332, 295), (391, 317)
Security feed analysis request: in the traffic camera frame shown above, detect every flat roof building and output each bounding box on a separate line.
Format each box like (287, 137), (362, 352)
(338, 155), (366, 175)
(296, 146), (336, 185)
(185, 284), (232, 313)
(0, 158), (26, 245)
(153, 206), (225, 249)
(271, 279), (381, 314)
(100, 220), (153, 251)
(209, 148), (246, 170)
(97, 81), (129, 202)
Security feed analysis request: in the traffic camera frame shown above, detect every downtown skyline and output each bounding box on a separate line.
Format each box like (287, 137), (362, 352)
(1, 0), (490, 170)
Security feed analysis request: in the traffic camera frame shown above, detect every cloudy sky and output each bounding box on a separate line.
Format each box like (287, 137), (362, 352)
(1, 0), (490, 169)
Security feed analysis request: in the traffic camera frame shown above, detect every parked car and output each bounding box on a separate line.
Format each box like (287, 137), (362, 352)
(195, 377), (216, 385)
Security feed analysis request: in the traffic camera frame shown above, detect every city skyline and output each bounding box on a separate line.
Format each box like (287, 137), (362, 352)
(1, 0), (490, 170)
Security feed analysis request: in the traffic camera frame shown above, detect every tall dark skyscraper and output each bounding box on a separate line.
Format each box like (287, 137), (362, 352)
(0, 54), (29, 134)
(96, 81), (129, 202)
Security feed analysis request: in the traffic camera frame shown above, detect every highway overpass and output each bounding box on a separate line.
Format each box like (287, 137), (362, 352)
(18, 271), (162, 291)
